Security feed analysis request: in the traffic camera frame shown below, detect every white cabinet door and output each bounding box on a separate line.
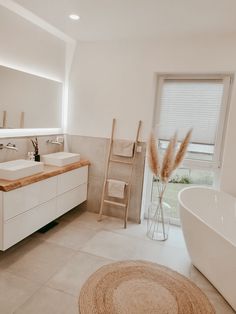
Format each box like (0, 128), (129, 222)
(3, 199), (56, 250)
(3, 177), (57, 221)
(57, 166), (88, 195)
(56, 183), (87, 218)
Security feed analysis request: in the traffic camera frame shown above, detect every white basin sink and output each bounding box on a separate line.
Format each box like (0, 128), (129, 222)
(0, 159), (44, 180)
(41, 152), (80, 167)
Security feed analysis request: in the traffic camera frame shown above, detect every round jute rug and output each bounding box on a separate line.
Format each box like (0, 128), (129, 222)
(79, 260), (215, 314)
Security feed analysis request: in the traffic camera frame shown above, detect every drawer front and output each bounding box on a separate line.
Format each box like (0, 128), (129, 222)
(39, 176), (57, 204)
(57, 166), (88, 195)
(56, 183), (87, 218)
(3, 199), (56, 250)
(3, 177), (57, 221)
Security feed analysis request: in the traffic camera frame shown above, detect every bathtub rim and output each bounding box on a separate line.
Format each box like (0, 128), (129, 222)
(178, 185), (236, 248)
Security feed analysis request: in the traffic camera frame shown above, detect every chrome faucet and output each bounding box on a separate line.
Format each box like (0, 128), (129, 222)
(46, 137), (64, 146)
(0, 143), (18, 151)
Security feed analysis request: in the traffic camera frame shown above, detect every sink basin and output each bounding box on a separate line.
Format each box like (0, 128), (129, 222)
(0, 159), (44, 180)
(41, 152), (80, 167)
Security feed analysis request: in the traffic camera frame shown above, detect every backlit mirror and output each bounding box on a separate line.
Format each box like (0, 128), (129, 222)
(0, 65), (62, 129)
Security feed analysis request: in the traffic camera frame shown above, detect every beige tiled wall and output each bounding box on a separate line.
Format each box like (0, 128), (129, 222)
(0, 135), (64, 163)
(67, 135), (146, 223)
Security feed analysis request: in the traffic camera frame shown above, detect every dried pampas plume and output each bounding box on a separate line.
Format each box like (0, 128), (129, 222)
(148, 132), (160, 177)
(161, 133), (177, 182)
(173, 129), (192, 171)
(148, 129), (192, 183)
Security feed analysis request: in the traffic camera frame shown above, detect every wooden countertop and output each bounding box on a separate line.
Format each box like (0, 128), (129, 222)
(0, 159), (90, 192)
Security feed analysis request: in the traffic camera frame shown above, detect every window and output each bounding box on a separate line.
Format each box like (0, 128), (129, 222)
(147, 74), (232, 224)
(155, 75), (232, 169)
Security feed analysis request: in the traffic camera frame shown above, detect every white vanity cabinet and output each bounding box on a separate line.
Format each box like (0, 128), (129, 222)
(0, 166), (88, 250)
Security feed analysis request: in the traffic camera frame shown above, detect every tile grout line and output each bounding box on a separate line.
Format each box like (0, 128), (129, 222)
(44, 251), (115, 297)
(12, 249), (79, 313)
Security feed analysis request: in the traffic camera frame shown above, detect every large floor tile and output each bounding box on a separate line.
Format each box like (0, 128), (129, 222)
(0, 272), (40, 314)
(164, 224), (187, 249)
(112, 219), (186, 248)
(36, 221), (98, 250)
(67, 212), (187, 250)
(155, 244), (191, 275)
(81, 231), (166, 261)
(80, 230), (191, 272)
(0, 238), (75, 284)
(47, 251), (112, 296)
(110, 219), (187, 249)
(69, 211), (125, 231)
(15, 286), (78, 314)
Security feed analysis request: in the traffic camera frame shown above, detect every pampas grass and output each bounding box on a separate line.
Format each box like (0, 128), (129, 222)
(173, 129), (192, 171)
(160, 132), (177, 183)
(148, 132), (160, 177)
(148, 129), (192, 183)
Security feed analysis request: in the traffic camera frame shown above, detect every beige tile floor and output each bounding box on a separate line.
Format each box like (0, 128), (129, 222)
(0, 208), (234, 314)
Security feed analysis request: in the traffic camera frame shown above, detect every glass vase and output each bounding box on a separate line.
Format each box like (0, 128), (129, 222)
(147, 196), (170, 241)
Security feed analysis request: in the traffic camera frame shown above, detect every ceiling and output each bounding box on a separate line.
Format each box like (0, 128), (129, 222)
(12, 0), (236, 41)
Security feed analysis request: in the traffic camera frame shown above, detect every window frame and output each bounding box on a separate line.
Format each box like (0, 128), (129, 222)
(153, 73), (233, 170)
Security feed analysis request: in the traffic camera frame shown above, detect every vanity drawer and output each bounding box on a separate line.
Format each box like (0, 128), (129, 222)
(57, 166), (88, 195)
(3, 198), (56, 250)
(39, 176), (57, 204)
(3, 176), (57, 221)
(56, 183), (87, 218)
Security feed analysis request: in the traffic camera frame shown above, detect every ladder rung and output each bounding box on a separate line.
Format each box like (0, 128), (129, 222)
(104, 200), (126, 207)
(110, 159), (133, 165)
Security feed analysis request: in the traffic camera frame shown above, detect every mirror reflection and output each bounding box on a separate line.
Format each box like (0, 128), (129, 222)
(0, 65), (62, 129)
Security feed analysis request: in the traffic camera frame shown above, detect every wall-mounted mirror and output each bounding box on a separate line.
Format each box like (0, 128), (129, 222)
(0, 65), (62, 129)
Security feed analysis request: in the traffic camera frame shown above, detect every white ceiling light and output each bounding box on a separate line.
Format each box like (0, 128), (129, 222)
(69, 14), (80, 21)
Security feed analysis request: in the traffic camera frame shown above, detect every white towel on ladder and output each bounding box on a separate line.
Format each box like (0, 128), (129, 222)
(113, 140), (134, 157)
(107, 179), (127, 199)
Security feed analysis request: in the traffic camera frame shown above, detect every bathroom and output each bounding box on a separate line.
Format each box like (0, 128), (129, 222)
(0, 1), (235, 313)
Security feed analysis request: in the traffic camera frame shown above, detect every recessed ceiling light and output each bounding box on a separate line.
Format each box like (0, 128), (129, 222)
(69, 14), (80, 21)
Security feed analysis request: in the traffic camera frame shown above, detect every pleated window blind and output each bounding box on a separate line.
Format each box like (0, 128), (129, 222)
(158, 79), (224, 145)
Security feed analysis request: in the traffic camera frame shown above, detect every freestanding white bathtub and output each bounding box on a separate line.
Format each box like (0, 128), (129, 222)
(178, 186), (236, 311)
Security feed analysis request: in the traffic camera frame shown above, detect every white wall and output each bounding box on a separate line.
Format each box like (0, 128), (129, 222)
(68, 35), (236, 196)
(0, 5), (65, 81)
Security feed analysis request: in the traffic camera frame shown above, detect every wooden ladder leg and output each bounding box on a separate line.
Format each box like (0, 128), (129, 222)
(98, 181), (106, 222)
(124, 120), (142, 228)
(124, 205), (128, 229)
(124, 185), (131, 229)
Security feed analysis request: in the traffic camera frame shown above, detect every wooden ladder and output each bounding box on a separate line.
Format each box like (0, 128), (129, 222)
(98, 118), (142, 228)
